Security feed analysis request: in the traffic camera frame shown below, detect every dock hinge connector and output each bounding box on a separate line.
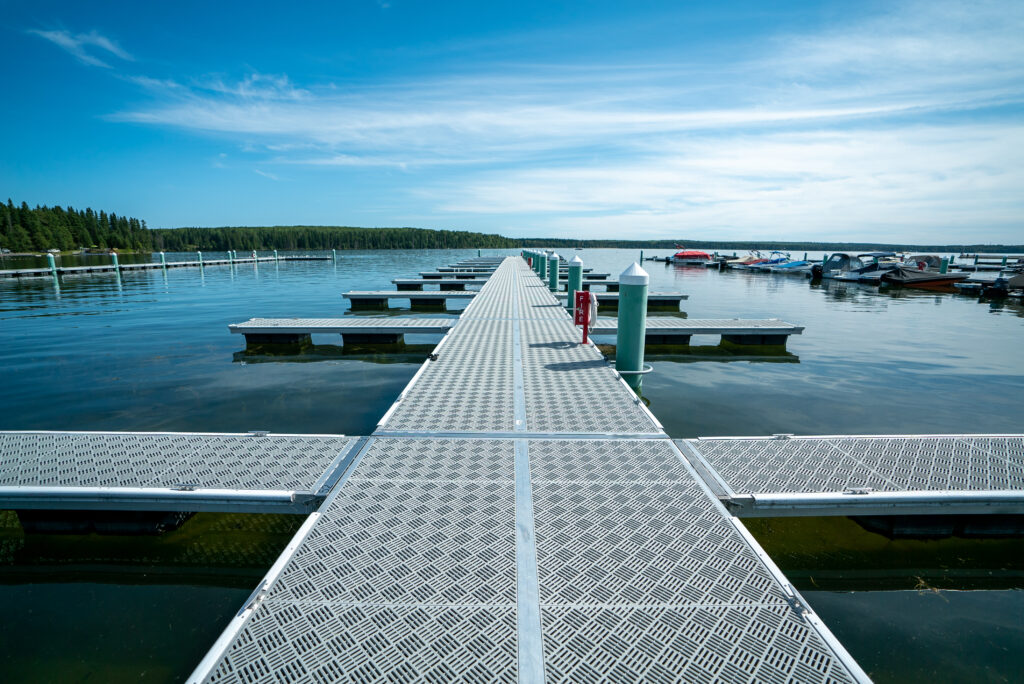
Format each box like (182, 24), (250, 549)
(772, 433), (794, 440)
(782, 583), (809, 619)
(239, 579), (268, 616)
(844, 487), (874, 495)
(248, 430), (271, 437)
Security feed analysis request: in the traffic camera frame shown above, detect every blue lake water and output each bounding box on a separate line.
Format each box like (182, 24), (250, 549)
(1, 248), (1022, 681)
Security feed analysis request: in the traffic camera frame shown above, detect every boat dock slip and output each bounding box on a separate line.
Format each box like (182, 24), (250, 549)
(392, 277), (488, 290)
(230, 317), (455, 345)
(592, 317), (804, 346)
(553, 290), (688, 311)
(343, 289), (478, 310)
(195, 257), (867, 683)
(0, 256), (329, 278)
(419, 271), (497, 279)
(678, 434), (1024, 517)
(0, 431), (359, 514)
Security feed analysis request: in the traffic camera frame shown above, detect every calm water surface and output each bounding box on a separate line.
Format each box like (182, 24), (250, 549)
(1, 248), (1022, 681)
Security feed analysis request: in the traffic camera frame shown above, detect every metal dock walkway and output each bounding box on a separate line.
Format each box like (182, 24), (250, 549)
(194, 257), (867, 683)
(678, 434), (1024, 517)
(0, 431), (359, 513)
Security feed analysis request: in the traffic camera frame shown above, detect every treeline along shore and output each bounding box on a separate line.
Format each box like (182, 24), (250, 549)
(3, 200), (1022, 254)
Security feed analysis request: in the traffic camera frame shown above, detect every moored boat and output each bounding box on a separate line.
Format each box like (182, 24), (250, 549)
(881, 265), (969, 290)
(671, 248), (712, 265)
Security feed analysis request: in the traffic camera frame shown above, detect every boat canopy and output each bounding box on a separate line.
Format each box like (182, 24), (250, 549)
(672, 249), (711, 260)
(822, 253), (864, 271)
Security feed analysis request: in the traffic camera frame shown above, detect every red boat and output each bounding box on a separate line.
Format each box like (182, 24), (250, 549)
(671, 248), (712, 265)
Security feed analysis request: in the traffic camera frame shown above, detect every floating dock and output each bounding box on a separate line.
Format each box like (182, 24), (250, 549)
(592, 317), (804, 346)
(0, 431), (359, 513)
(0, 255), (330, 278)
(678, 434), (1024, 517)
(343, 289), (479, 310)
(229, 317), (803, 348)
(230, 317), (456, 345)
(14, 254), (1016, 681)
(191, 256), (868, 683)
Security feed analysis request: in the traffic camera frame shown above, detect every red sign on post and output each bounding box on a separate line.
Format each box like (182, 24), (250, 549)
(574, 290), (592, 344)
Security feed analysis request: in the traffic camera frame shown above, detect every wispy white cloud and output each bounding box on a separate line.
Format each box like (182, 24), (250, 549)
(104, 0), (1024, 239)
(29, 29), (133, 68)
(253, 169), (280, 180)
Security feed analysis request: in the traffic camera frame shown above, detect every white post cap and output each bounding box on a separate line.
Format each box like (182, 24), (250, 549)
(619, 262), (649, 286)
(569, 255), (583, 265)
(549, 252), (559, 260)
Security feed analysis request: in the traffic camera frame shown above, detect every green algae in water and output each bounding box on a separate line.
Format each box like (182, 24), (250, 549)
(0, 510), (305, 681)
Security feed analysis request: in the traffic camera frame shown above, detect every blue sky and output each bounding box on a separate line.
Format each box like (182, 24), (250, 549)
(3, 0), (1022, 242)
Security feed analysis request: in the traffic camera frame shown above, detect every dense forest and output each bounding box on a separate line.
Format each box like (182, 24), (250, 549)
(1, 200), (150, 251)
(149, 225), (518, 251)
(3, 200), (1022, 253)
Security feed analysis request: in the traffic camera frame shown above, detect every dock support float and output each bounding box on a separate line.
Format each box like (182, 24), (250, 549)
(548, 252), (559, 292)
(616, 262), (649, 391)
(567, 255), (583, 311)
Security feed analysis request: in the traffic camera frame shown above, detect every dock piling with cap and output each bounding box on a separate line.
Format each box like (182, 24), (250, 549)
(615, 262), (650, 390)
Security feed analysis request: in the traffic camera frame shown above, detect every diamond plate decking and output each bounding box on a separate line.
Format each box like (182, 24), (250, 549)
(679, 434), (1024, 516)
(194, 257), (868, 683)
(0, 431), (358, 513)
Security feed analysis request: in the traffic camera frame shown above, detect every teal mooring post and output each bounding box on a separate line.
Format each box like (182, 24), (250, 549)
(538, 252), (547, 280)
(616, 263), (649, 392)
(197, 251), (203, 266)
(548, 253), (560, 292)
(160, 251), (166, 267)
(47, 253), (57, 276)
(940, 257), (949, 274)
(568, 256), (583, 312)
(228, 250), (234, 264)
(1002, 255), (1008, 267)
(111, 252), (120, 270)
(332, 249), (337, 262)
(478, 249), (482, 257)
(274, 249), (279, 262)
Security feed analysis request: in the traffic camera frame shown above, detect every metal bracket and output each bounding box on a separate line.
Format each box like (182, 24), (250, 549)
(772, 433), (793, 440)
(782, 583), (809, 619)
(248, 430), (270, 437)
(844, 487), (874, 495)
(616, 364), (654, 375)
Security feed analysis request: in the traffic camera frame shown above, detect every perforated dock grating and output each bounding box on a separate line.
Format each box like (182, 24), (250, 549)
(0, 431), (357, 513)
(196, 258), (867, 683)
(679, 435), (1024, 517)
